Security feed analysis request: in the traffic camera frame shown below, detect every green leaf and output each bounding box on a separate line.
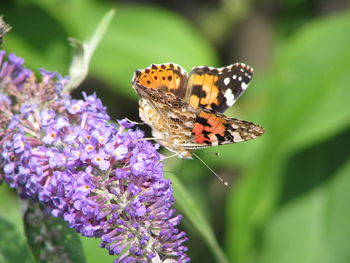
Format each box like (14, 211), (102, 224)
(226, 11), (350, 263)
(66, 9), (115, 91)
(23, 202), (86, 263)
(1, 3), (70, 74)
(0, 216), (35, 263)
(80, 236), (112, 263)
(264, 12), (350, 153)
(91, 4), (217, 98)
(167, 172), (229, 263)
(7, 0), (218, 98)
(260, 158), (350, 263)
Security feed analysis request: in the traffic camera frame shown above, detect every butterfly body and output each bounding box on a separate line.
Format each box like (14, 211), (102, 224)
(132, 63), (264, 159)
(137, 85), (196, 159)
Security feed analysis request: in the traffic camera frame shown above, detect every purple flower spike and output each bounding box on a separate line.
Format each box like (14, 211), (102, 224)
(0, 50), (189, 262)
(0, 52), (30, 87)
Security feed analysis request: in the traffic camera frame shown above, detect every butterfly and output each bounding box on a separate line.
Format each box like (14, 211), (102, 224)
(132, 63), (264, 159)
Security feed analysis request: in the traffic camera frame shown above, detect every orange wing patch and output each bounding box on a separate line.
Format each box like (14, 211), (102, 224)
(187, 72), (220, 110)
(188, 108), (264, 147)
(186, 64), (254, 113)
(192, 110), (227, 144)
(132, 63), (188, 98)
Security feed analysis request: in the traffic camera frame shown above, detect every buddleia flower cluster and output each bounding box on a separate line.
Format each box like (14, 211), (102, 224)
(0, 48), (189, 261)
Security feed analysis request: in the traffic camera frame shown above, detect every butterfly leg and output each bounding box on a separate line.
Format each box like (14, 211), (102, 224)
(134, 137), (163, 142)
(133, 137), (166, 145)
(158, 153), (178, 163)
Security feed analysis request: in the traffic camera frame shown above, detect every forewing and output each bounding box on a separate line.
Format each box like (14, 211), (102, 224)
(183, 108), (264, 149)
(132, 63), (188, 99)
(186, 63), (254, 113)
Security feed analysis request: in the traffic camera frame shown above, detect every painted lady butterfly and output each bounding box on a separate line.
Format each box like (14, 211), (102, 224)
(132, 63), (264, 159)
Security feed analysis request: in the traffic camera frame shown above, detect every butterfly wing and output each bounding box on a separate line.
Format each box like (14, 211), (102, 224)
(182, 108), (264, 149)
(135, 83), (196, 141)
(132, 63), (188, 99)
(185, 63), (254, 113)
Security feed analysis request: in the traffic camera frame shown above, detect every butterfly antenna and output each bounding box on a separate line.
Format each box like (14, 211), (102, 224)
(192, 152), (228, 186)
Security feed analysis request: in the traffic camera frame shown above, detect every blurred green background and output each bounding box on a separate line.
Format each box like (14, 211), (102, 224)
(1, 0), (350, 262)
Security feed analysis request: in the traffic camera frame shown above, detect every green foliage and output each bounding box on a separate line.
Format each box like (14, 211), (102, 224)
(66, 9), (115, 91)
(260, 157), (350, 263)
(91, 4), (217, 98)
(2, 0), (217, 98)
(23, 203), (87, 263)
(225, 11), (350, 263)
(0, 217), (35, 263)
(80, 236), (113, 263)
(167, 172), (229, 263)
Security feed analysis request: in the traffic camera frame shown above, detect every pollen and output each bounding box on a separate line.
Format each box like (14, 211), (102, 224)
(86, 145), (93, 151)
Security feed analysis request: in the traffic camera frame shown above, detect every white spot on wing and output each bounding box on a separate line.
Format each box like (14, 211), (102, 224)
(238, 76), (242, 81)
(224, 77), (230, 85)
(184, 121), (193, 128)
(232, 75), (237, 80)
(168, 112), (178, 118)
(242, 82), (248, 90)
(224, 88), (235, 107)
(232, 131), (243, 142)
